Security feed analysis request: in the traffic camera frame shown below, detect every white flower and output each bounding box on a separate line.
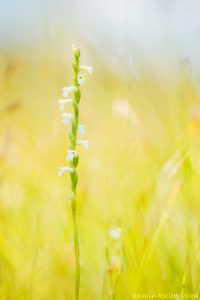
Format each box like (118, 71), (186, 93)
(66, 150), (78, 161)
(78, 124), (85, 135)
(108, 228), (122, 240)
(76, 140), (89, 149)
(78, 74), (85, 85)
(58, 98), (73, 110)
(58, 166), (74, 176)
(62, 86), (77, 97)
(80, 65), (93, 74)
(62, 113), (72, 124)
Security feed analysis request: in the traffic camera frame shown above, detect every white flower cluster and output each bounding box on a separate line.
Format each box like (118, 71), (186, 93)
(58, 47), (93, 176)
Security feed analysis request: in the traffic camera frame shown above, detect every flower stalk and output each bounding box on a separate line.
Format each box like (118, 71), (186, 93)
(58, 45), (93, 300)
(70, 47), (81, 300)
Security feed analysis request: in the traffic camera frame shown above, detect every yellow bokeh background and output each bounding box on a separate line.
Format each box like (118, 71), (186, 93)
(0, 28), (200, 300)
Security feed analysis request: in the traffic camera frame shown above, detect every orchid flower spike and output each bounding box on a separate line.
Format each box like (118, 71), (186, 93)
(76, 139), (89, 149)
(80, 65), (93, 74)
(58, 99), (73, 110)
(58, 46), (92, 299)
(78, 124), (85, 136)
(58, 166), (74, 176)
(62, 86), (77, 98)
(78, 74), (85, 85)
(62, 113), (72, 124)
(66, 150), (78, 161)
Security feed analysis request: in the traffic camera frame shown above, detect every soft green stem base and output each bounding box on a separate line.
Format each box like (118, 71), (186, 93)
(71, 194), (80, 300)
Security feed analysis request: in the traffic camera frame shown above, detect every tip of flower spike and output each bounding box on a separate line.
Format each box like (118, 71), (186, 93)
(72, 44), (78, 51)
(72, 44), (80, 56)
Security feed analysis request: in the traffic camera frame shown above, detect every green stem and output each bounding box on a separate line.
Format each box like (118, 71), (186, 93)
(71, 190), (80, 300)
